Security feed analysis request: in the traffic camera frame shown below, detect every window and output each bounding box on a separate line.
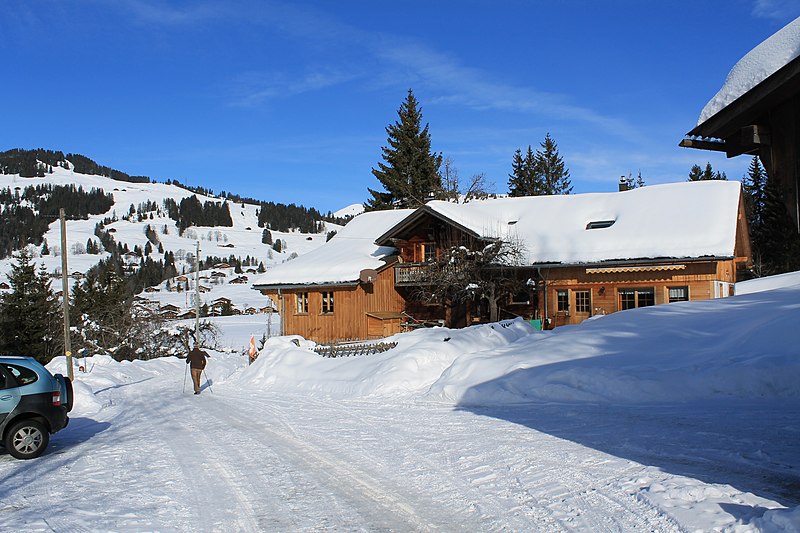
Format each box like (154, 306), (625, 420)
(619, 289), (636, 310)
(668, 286), (689, 303)
(585, 220), (616, 230)
(321, 291), (334, 314)
(619, 288), (655, 310)
(1, 364), (38, 386)
(638, 289), (655, 307)
(557, 290), (569, 313)
(575, 290), (591, 313)
(296, 292), (308, 314)
(422, 242), (436, 262)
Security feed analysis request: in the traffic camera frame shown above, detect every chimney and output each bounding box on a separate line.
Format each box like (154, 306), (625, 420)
(618, 175), (628, 192)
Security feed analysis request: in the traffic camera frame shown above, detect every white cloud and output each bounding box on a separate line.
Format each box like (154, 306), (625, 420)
(752, 0), (800, 21)
(229, 68), (360, 108)
(112, 0), (228, 25)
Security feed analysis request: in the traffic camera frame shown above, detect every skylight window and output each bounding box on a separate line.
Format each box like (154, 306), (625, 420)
(585, 220), (615, 230)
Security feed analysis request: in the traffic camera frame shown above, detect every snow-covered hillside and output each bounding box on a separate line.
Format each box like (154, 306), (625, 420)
(1, 277), (796, 531)
(0, 166), (339, 312)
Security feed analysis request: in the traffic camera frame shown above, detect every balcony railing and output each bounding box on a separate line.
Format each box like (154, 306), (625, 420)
(394, 263), (435, 285)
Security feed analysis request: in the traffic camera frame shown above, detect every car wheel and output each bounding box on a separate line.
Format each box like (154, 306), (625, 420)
(64, 377), (74, 412)
(5, 420), (49, 460)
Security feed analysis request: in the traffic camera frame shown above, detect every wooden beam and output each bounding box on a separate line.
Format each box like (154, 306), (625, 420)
(679, 138), (727, 152)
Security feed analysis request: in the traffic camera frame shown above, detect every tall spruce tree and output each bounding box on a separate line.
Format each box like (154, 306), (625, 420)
(366, 89), (443, 210)
(742, 156), (767, 237)
(758, 172), (800, 274)
(509, 134), (572, 196)
(508, 146), (544, 196)
(0, 248), (62, 363)
(535, 133), (572, 194)
(742, 156), (800, 275)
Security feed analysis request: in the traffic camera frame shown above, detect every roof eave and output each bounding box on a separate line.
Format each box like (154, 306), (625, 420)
(252, 281), (360, 291)
(681, 55), (800, 155)
(375, 204), (484, 246)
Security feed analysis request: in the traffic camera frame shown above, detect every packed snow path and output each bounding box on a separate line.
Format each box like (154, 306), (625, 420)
(1, 353), (797, 532)
(0, 366), (686, 532)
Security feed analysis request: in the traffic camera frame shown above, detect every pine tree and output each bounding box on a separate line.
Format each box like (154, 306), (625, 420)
(507, 149), (526, 197)
(534, 133), (572, 194)
(757, 173), (800, 274)
(688, 162), (727, 181)
(0, 249), (61, 363)
(623, 171), (646, 189)
(742, 156), (767, 239)
(366, 89), (443, 210)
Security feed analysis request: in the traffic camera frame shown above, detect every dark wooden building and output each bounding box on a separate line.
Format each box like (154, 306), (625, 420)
(680, 19), (800, 232)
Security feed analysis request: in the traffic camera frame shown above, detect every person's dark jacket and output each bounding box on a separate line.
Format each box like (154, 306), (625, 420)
(186, 347), (208, 369)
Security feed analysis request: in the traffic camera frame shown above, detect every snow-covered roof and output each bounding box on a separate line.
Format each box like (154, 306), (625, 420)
(412, 181), (743, 265)
(252, 208), (414, 287)
(698, 16), (800, 125)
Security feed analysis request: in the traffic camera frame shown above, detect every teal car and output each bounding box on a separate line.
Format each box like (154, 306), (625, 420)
(0, 356), (73, 459)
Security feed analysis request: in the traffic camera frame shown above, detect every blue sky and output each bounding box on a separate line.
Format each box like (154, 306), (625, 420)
(2, 1), (799, 213)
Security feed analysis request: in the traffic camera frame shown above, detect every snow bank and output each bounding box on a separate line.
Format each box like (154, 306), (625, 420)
(449, 286), (800, 405)
(240, 285), (800, 407)
(239, 320), (535, 398)
(47, 351), (248, 415)
(736, 269), (800, 295)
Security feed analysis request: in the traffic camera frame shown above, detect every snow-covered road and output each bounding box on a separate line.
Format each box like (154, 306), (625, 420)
(3, 283), (800, 532)
(0, 365), (682, 532)
(0, 360), (737, 532)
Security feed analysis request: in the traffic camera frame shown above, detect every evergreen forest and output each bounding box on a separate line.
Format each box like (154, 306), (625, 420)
(0, 184), (114, 259)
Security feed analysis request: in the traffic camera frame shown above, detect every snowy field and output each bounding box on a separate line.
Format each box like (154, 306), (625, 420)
(1, 279), (799, 531)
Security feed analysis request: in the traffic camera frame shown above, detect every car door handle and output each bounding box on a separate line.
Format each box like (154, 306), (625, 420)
(0, 395), (11, 401)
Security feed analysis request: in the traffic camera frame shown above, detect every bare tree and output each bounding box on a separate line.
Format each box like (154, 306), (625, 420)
(463, 172), (492, 202)
(440, 155), (460, 202)
(414, 237), (528, 323)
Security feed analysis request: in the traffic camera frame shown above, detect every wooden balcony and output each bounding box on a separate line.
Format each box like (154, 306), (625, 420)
(394, 263), (435, 286)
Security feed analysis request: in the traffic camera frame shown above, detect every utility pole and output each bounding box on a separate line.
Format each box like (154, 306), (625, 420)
(194, 240), (201, 346)
(59, 209), (73, 381)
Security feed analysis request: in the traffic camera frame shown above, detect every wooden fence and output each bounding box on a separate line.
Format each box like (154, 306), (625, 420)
(314, 341), (398, 358)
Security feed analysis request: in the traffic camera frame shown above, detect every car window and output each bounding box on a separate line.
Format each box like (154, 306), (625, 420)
(0, 369), (7, 390)
(1, 364), (39, 386)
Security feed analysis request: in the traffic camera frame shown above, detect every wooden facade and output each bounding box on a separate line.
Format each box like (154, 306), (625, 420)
(257, 265), (406, 343)
(539, 259), (737, 327)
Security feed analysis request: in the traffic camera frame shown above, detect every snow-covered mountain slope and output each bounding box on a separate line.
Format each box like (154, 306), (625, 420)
(15, 281), (798, 531)
(333, 202), (364, 218)
(0, 165), (339, 308)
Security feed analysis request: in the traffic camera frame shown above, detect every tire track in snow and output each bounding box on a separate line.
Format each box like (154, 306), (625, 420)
(200, 395), (445, 532)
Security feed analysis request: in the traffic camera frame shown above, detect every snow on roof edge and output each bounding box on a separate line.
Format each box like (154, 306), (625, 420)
(698, 16), (800, 125)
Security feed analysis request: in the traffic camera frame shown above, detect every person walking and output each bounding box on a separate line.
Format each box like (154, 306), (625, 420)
(186, 345), (209, 395)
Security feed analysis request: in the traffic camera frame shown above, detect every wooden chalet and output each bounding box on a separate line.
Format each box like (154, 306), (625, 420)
(253, 209), (414, 343)
(376, 181), (750, 329)
(680, 18), (800, 232)
(255, 182), (749, 341)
